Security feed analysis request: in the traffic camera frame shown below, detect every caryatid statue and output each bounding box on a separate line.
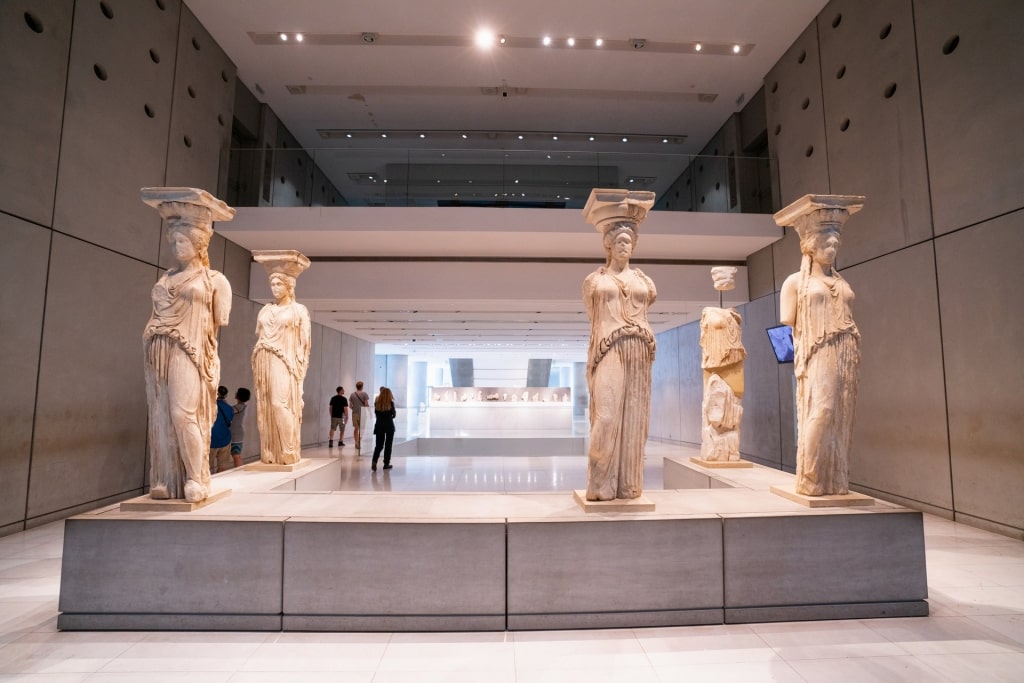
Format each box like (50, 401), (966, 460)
(141, 187), (235, 503)
(699, 267), (746, 462)
(777, 194), (864, 496)
(252, 250), (311, 465)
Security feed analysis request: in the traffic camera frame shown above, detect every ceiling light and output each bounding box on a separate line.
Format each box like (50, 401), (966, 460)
(622, 137), (628, 142)
(419, 133), (426, 138)
(567, 37), (575, 47)
(498, 35), (507, 45)
(662, 138), (669, 143)
(279, 33), (288, 41)
(380, 133), (387, 138)
(295, 33), (303, 42)
(361, 32), (378, 44)
(733, 44), (741, 53)
(461, 133), (468, 139)
(595, 38), (604, 47)
(345, 133), (352, 138)
(552, 135), (558, 140)
(588, 136), (595, 141)
(631, 38), (646, 50)
(474, 29), (495, 49)
(695, 42), (702, 52)
(542, 35), (552, 46)
(517, 134), (524, 140)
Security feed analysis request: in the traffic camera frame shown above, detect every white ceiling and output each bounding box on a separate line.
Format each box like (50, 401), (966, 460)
(186, 0), (825, 355)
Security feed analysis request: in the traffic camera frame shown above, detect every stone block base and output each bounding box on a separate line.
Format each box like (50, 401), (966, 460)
(119, 488), (231, 512)
(573, 490), (656, 512)
(770, 486), (876, 507)
(690, 457), (754, 468)
(245, 459), (311, 472)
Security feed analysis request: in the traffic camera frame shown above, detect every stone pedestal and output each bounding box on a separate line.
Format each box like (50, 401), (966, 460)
(770, 486), (875, 508)
(120, 488), (231, 512)
(573, 490), (655, 512)
(245, 459), (312, 472)
(690, 457), (753, 469)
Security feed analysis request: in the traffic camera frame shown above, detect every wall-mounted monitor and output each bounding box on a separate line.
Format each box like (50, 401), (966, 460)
(766, 324), (794, 363)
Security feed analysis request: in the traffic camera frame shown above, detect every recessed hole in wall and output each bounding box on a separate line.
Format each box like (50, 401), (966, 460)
(675, 191), (680, 198)
(295, 190), (300, 198)
(805, 145), (814, 157)
(24, 11), (44, 33)
(100, 2), (113, 20)
(144, 104), (155, 118)
(715, 182), (721, 190)
(183, 135), (192, 148)
(774, 124), (781, 136)
(331, 197), (336, 205)
(297, 158), (303, 167)
(149, 49), (160, 64)
(93, 63), (108, 81)
(713, 148), (719, 155)
(282, 141), (289, 149)
(840, 118), (850, 131)
(221, 70), (229, 83)
(884, 82), (897, 98)
(155, 0), (166, 9)
(832, 13), (842, 28)
(771, 81), (778, 94)
(217, 114), (224, 126)
(797, 49), (806, 64)
(880, 23), (892, 40)
(280, 176), (286, 184)
(192, 37), (200, 51)
(321, 185), (326, 193)
(686, 179), (691, 186)
(801, 97), (810, 110)
(701, 196), (706, 204)
(699, 164), (704, 172)
(836, 64), (846, 79)
(187, 85), (196, 98)
(942, 35), (959, 55)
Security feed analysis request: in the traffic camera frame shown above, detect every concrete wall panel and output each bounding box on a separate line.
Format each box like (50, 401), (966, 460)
(738, 296), (785, 467)
(0, 217), (51, 528)
(0, 0), (72, 226)
(844, 243), (951, 508)
(28, 235), (154, 517)
(651, 326), (682, 442)
(915, 0), (1024, 233)
(936, 211), (1024, 532)
(819, 0), (933, 266)
(163, 6), (236, 197)
(676, 322), (703, 444)
(301, 325), (325, 446)
(222, 238), (252, 300)
(765, 21), (831, 207)
(746, 245), (776, 302)
(53, 0), (180, 264)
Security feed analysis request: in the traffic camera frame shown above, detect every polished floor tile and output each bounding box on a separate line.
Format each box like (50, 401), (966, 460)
(0, 448), (1022, 682)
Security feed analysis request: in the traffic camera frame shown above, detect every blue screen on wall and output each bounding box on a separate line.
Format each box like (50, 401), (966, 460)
(766, 324), (794, 363)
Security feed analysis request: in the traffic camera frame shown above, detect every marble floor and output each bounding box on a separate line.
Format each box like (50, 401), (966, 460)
(2, 445), (1023, 682)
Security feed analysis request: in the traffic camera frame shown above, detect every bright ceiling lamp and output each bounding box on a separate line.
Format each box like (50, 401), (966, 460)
(475, 28), (496, 49)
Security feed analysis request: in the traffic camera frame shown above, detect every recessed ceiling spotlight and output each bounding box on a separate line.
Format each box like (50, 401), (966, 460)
(461, 133), (468, 139)
(552, 135), (558, 140)
(380, 133), (387, 138)
(567, 37), (575, 47)
(695, 42), (702, 52)
(295, 33), (303, 42)
(419, 133), (426, 138)
(279, 33), (288, 41)
(622, 137), (629, 142)
(345, 133), (352, 138)
(733, 44), (741, 53)
(474, 28), (495, 49)
(517, 134), (524, 140)
(588, 136), (595, 141)
(542, 35), (552, 46)
(498, 35), (507, 45)
(662, 138), (669, 143)
(514, 179), (519, 184)
(595, 38), (604, 47)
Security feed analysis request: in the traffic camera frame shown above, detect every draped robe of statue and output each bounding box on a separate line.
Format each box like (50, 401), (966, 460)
(699, 306), (745, 461)
(144, 267), (229, 499)
(252, 299), (311, 464)
(583, 267), (656, 500)
(791, 265), (860, 495)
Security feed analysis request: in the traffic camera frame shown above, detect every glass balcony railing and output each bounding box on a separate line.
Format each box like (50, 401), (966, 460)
(224, 146), (776, 214)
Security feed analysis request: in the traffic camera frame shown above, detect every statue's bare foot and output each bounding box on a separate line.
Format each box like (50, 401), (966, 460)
(183, 479), (207, 503)
(150, 485), (169, 500)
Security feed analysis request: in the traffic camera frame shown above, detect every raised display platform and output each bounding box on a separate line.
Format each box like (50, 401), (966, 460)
(58, 443), (928, 631)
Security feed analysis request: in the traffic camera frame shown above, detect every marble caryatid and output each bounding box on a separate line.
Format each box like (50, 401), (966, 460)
(776, 194), (865, 496)
(141, 187), (235, 503)
(699, 266), (746, 461)
(252, 250), (311, 465)
(581, 189), (657, 501)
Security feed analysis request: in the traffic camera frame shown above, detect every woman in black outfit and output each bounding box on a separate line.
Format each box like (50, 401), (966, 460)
(371, 386), (397, 471)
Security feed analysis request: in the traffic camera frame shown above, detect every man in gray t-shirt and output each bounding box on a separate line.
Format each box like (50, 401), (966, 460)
(348, 381), (371, 450)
